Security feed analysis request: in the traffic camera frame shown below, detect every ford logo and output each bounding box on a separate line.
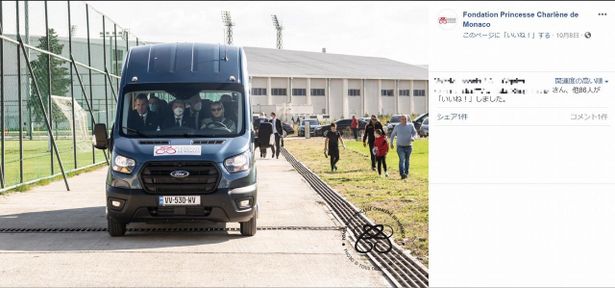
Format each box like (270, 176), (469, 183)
(170, 170), (190, 178)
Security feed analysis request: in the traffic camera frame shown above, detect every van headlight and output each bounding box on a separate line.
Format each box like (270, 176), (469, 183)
(112, 154), (136, 174)
(224, 150), (251, 173)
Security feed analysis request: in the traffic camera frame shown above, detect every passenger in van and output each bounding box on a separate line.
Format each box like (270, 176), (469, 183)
(148, 96), (170, 123)
(147, 95), (161, 112)
(163, 100), (195, 129)
(186, 95), (206, 129)
(200, 101), (236, 132)
(127, 93), (161, 131)
(220, 94), (232, 102)
(220, 94), (237, 124)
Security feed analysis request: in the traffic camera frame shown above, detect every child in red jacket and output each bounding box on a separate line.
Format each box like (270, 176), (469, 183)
(373, 129), (389, 177)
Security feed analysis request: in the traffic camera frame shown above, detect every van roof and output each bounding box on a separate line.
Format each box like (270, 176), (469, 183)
(123, 43), (245, 85)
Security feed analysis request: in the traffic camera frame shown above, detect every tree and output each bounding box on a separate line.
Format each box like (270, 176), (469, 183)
(27, 28), (71, 125)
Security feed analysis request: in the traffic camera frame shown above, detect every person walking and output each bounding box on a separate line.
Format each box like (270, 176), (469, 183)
(257, 121), (275, 158)
(373, 129), (389, 177)
(270, 112), (283, 159)
(324, 123), (345, 172)
(351, 115), (359, 141)
(389, 114), (417, 180)
(362, 115), (384, 171)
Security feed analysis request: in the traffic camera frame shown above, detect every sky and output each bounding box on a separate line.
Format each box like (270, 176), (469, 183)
(86, 1), (430, 65)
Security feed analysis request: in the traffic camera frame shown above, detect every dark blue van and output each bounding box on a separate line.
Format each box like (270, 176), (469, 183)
(93, 43), (257, 236)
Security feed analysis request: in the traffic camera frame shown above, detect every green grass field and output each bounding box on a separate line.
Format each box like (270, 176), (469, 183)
(1, 139), (107, 188)
(284, 136), (429, 265)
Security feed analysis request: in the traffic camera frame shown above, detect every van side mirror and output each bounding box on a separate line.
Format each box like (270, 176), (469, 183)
(93, 123), (109, 150)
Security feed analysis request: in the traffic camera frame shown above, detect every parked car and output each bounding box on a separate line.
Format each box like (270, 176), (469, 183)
(413, 113), (429, 132)
(386, 114), (404, 135)
(319, 118), (370, 137)
(298, 119), (321, 137)
(358, 119), (369, 130)
(318, 119), (367, 137)
(282, 121), (295, 135)
(319, 119), (353, 137)
(418, 117), (429, 137)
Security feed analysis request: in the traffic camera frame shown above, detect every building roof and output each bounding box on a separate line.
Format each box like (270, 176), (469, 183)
(243, 47), (427, 80)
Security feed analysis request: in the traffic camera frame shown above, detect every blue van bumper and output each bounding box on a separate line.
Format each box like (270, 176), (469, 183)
(106, 184), (257, 224)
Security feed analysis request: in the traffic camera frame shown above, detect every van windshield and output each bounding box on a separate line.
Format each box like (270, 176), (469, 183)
(120, 84), (244, 138)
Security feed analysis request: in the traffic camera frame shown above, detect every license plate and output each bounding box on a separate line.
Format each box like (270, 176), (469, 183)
(159, 195), (201, 206)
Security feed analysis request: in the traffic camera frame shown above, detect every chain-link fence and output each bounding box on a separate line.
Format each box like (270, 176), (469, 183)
(1, 1), (147, 192)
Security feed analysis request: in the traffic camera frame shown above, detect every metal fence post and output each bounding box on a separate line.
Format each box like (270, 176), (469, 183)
(25, 0), (32, 141)
(0, 1), (5, 188)
(68, 1), (77, 169)
(102, 16), (108, 128)
(16, 1), (24, 184)
(114, 23), (118, 91)
(45, 1), (54, 175)
(86, 3), (94, 164)
(104, 70), (118, 102)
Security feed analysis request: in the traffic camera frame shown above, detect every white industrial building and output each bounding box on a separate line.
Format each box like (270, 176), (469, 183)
(244, 47), (428, 121)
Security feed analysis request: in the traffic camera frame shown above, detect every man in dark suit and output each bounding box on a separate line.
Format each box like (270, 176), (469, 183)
(186, 94), (207, 129)
(163, 100), (195, 129)
(269, 112), (283, 159)
(257, 121), (275, 158)
(127, 93), (161, 132)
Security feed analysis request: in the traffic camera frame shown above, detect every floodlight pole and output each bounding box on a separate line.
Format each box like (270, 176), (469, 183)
(222, 11), (234, 45)
(25, 0), (33, 140)
(272, 15), (283, 49)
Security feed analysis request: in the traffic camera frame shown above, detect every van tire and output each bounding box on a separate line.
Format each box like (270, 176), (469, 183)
(107, 217), (127, 237)
(240, 216), (257, 236)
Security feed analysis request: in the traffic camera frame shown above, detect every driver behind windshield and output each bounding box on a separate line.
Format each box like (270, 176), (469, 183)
(200, 101), (236, 132)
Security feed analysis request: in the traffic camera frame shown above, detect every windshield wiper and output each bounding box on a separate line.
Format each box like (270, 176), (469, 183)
(121, 126), (149, 137)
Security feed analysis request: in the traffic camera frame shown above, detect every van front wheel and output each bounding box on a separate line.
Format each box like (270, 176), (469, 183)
(240, 216), (257, 236)
(107, 217), (127, 237)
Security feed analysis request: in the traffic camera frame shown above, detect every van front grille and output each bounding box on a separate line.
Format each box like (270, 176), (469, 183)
(140, 161), (220, 194)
